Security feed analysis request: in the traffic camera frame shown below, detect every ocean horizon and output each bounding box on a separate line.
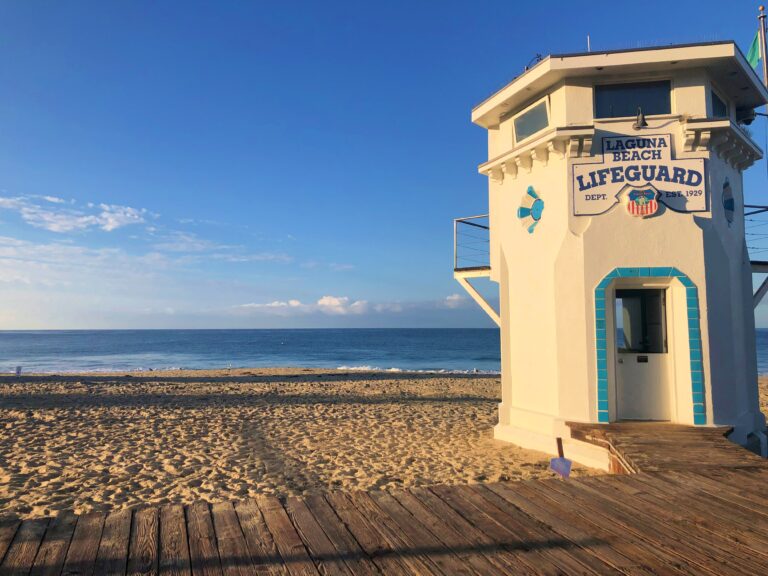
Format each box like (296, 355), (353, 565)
(0, 328), (502, 374)
(3, 327), (768, 375)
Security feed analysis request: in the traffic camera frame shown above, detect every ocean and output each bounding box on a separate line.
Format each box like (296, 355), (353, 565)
(0, 329), (501, 374)
(2, 328), (768, 374)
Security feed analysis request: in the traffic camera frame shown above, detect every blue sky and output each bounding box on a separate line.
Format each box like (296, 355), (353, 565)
(1, 1), (768, 328)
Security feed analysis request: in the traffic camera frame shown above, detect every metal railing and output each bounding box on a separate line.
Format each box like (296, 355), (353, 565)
(453, 214), (490, 271)
(746, 204), (768, 258)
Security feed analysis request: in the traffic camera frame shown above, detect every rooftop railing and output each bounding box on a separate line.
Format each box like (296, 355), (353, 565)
(454, 214), (490, 272)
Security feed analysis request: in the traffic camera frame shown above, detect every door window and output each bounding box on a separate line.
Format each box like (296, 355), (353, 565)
(615, 289), (667, 353)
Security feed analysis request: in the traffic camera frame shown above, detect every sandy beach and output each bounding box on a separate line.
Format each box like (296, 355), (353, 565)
(0, 368), (601, 519)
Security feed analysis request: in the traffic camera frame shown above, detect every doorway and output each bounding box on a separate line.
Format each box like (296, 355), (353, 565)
(615, 288), (671, 421)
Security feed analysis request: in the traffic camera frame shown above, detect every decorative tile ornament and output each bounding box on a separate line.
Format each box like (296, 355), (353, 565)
(593, 267), (705, 425)
(722, 179), (734, 224)
(517, 186), (544, 233)
(626, 188), (659, 217)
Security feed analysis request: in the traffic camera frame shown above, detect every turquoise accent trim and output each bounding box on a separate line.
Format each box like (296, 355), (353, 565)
(689, 328), (701, 340)
(689, 339), (701, 350)
(649, 267), (673, 277)
(594, 267), (706, 425)
(690, 349), (702, 362)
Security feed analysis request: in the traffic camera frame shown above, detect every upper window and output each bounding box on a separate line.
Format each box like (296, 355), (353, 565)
(594, 80), (671, 118)
(711, 90), (728, 118)
(513, 101), (549, 143)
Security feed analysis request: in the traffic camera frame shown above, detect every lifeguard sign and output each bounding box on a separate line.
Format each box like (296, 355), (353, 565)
(572, 134), (706, 215)
(456, 41), (768, 469)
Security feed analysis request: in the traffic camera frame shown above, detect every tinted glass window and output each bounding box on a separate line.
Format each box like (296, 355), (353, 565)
(595, 81), (671, 118)
(514, 101), (548, 142)
(711, 90), (728, 118)
(615, 289), (667, 354)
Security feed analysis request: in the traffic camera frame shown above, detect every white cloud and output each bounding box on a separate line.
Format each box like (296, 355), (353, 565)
(0, 195), (147, 233)
(239, 299), (303, 309)
(444, 293), (468, 309)
(41, 195), (67, 204)
(236, 295), (369, 316)
(317, 295), (368, 315)
(97, 204), (146, 231)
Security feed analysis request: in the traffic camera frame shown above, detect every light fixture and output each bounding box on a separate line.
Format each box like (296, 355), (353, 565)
(632, 107), (648, 130)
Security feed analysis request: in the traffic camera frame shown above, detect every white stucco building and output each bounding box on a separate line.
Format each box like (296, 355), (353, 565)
(454, 42), (768, 469)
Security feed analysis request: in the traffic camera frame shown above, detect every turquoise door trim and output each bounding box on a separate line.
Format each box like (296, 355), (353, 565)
(594, 267), (706, 425)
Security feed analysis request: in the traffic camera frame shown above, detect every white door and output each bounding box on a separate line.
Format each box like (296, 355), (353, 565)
(615, 289), (670, 421)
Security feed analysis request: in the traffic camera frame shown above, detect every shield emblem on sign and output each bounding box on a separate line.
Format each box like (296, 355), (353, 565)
(627, 188), (659, 217)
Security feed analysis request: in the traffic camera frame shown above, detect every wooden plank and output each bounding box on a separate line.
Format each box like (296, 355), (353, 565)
(255, 496), (317, 576)
(670, 469), (768, 515)
(367, 490), (473, 576)
(128, 508), (159, 576)
(300, 495), (378, 576)
(547, 477), (750, 576)
(345, 491), (442, 575)
(283, 497), (352, 576)
(233, 502), (284, 576)
(187, 502), (223, 576)
(159, 505), (191, 576)
(427, 484), (564, 575)
(210, 503), (258, 576)
(486, 480), (685, 575)
(0, 518), (49, 576)
(322, 492), (410, 576)
(390, 490), (506, 575)
(594, 473), (768, 571)
(62, 512), (106, 576)
(408, 487), (534, 575)
(616, 473), (768, 558)
(0, 521), (21, 568)
(94, 508), (132, 576)
(30, 512), (77, 576)
(433, 484), (607, 575)
(457, 484), (615, 575)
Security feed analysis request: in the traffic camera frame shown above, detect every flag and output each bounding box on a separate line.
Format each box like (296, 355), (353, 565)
(747, 30), (761, 69)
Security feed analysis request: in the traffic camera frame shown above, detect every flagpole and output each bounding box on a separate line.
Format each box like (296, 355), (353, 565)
(760, 5), (768, 86)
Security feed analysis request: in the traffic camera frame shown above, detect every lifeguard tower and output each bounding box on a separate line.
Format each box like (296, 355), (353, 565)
(454, 42), (768, 469)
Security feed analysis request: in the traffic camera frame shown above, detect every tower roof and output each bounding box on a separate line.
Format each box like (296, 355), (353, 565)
(472, 41), (768, 128)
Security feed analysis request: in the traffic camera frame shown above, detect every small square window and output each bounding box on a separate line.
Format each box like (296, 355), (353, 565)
(513, 101), (548, 143)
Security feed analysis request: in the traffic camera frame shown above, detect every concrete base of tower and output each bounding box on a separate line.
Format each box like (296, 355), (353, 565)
(493, 410), (612, 471)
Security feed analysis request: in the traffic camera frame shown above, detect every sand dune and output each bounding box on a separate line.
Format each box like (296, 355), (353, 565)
(0, 368), (598, 518)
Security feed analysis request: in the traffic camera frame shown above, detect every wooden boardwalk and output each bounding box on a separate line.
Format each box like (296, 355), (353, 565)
(2, 423), (768, 574)
(567, 421), (768, 473)
(1, 467), (768, 574)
